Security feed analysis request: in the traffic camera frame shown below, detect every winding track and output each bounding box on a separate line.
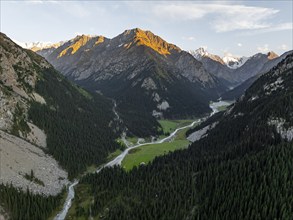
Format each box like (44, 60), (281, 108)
(54, 101), (227, 220)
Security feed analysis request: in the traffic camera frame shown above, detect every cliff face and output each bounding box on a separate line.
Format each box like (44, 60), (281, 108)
(0, 32), (48, 137)
(0, 32), (69, 195)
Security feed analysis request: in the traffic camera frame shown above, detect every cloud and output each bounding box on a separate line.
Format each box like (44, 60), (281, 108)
(182, 36), (196, 41)
(237, 43), (242, 47)
(241, 22), (293, 35)
(55, 2), (97, 18)
(25, 0), (44, 4)
(25, 0), (59, 4)
(257, 44), (270, 53)
(153, 4), (207, 20)
(278, 44), (288, 50)
(151, 3), (279, 32)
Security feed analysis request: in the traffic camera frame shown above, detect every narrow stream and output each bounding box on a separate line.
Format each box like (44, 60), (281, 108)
(54, 100), (231, 219)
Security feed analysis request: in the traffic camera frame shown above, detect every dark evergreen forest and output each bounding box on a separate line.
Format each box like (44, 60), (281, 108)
(0, 183), (63, 220)
(28, 66), (121, 179)
(72, 56), (293, 219)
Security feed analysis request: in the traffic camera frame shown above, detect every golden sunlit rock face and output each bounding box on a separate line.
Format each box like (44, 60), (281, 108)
(267, 51), (279, 60)
(125, 28), (181, 55)
(95, 36), (104, 46)
(58, 35), (92, 57)
(56, 28), (181, 58)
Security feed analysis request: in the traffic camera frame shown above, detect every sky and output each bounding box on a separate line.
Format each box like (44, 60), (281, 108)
(1, 0), (292, 57)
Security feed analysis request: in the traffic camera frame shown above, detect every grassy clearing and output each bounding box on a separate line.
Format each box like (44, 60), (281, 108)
(158, 119), (194, 134)
(217, 105), (229, 112)
(121, 139), (189, 171)
(121, 119), (198, 171)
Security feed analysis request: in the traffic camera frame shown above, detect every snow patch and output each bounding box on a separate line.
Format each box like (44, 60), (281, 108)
(223, 56), (248, 69)
(14, 40), (63, 51)
(190, 47), (209, 60)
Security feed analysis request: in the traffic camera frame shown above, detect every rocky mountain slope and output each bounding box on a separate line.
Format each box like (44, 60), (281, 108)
(233, 51), (279, 82)
(76, 49), (293, 220)
(191, 48), (281, 89)
(0, 31), (121, 193)
(221, 50), (292, 100)
(222, 55), (248, 69)
(0, 32), (69, 195)
(36, 28), (227, 136)
(190, 48), (236, 87)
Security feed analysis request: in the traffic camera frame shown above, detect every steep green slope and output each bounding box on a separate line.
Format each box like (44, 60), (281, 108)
(0, 32), (123, 219)
(28, 66), (120, 178)
(72, 54), (293, 219)
(1, 32), (121, 179)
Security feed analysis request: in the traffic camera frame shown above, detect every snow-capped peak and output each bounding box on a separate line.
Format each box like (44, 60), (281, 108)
(190, 47), (226, 65)
(14, 40), (64, 52)
(189, 47), (209, 60)
(222, 54), (248, 69)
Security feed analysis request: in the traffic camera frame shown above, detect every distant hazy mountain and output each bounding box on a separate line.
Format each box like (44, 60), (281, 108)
(191, 48), (282, 90)
(190, 48), (236, 87)
(221, 50), (292, 100)
(233, 51), (279, 82)
(222, 55), (249, 69)
(36, 28), (227, 137)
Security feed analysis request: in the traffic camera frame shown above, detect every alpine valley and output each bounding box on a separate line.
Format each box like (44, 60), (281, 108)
(30, 28), (291, 138)
(35, 28), (228, 137)
(0, 25), (292, 220)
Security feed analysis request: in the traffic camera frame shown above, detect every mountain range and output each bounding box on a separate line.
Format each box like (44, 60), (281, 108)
(32, 28), (228, 136)
(19, 28), (290, 137)
(1, 27), (293, 220)
(74, 51), (293, 220)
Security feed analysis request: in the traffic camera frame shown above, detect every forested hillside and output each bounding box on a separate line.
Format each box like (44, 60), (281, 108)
(1, 32), (121, 179)
(71, 54), (293, 219)
(28, 65), (121, 178)
(0, 33), (122, 219)
(37, 28), (226, 137)
(0, 184), (63, 220)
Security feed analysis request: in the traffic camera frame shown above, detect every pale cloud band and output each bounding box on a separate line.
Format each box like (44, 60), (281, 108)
(152, 3), (286, 33)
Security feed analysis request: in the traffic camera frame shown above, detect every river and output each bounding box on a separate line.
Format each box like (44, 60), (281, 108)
(54, 100), (231, 220)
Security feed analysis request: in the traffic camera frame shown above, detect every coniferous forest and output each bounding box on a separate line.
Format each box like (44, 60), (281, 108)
(0, 34), (124, 219)
(69, 56), (293, 219)
(0, 183), (63, 220)
(28, 65), (121, 179)
(0, 13), (292, 219)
